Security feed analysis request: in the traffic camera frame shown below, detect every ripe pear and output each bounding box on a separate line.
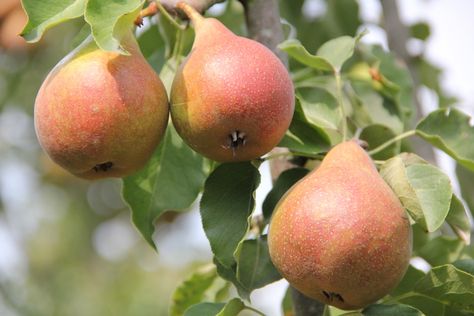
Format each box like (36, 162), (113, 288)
(268, 141), (412, 310)
(34, 31), (169, 179)
(170, 3), (294, 162)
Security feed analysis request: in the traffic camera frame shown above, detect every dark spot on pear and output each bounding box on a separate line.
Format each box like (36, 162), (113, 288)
(321, 290), (344, 303)
(227, 130), (247, 156)
(93, 161), (113, 172)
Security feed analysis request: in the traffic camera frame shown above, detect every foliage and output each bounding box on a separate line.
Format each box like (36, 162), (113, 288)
(2, 0), (472, 315)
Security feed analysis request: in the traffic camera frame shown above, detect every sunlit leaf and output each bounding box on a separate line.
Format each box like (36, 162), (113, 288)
(21, 0), (86, 42)
(416, 108), (474, 171)
(350, 81), (404, 134)
(415, 265), (474, 313)
(279, 39), (333, 71)
(380, 157), (452, 232)
(85, 0), (144, 53)
(416, 236), (464, 266)
(170, 265), (218, 316)
(297, 87), (343, 144)
(317, 32), (365, 72)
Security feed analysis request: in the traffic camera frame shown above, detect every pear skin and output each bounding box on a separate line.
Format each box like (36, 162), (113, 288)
(170, 3), (294, 162)
(268, 141), (412, 310)
(34, 32), (169, 179)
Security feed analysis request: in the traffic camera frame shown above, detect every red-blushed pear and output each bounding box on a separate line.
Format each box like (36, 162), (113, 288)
(170, 2), (294, 162)
(34, 31), (169, 180)
(268, 141), (412, 310)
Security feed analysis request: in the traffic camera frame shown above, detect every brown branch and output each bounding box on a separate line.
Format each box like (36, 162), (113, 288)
(380, 0), (436, 163)
(239, 0), (287, 66)
(159, 0), (224, 15)
(238, 1), (323, 315)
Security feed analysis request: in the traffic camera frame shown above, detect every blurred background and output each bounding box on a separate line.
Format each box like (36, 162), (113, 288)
(0, 0), (473, 315)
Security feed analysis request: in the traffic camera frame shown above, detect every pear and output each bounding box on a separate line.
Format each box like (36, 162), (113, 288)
(268, 141), (412, 310)
(170, 2), (294, 162)
(34, 31), (169, 179)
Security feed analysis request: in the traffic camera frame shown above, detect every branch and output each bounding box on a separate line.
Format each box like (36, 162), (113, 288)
(238, 1), (324, 315)
(239, 0), (288, 66)
(291, 288), (326, 316)
(380, 0), (436, 163)
(159, 0), (224, 14)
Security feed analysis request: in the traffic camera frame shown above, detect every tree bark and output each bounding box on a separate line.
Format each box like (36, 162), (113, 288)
(160, 0), (224, 14)
(239, 0), (288, 66)
(239, 1), (323, 315)
(380, 0), (436, 163)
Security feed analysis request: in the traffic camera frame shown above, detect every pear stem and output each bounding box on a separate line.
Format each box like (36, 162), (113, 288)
(368, 130), (417, 156)
(334, 70), (348, 142)
(156, 1), (188, 30)
(177, 1), (205, 29)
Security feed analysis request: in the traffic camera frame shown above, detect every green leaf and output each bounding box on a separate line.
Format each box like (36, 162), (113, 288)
(416, 236), (464, 267)
(21, 0), (86, 42)
(416, 59), (456, 108)
(398, 296), (444, 316)
(200, 162), (260, 268)
(279, 39), (333, 71)
(365, 45), (415, 124)
(390, 265), (426, 297)
(184, 298), (251, 316)
(122, 126), (207, 248)
(360, 124), (399, 160)
(297, 87), (343, 144)
(380, 157), (452, 232)
(214, 259), (248, 299)
(410, 22), (431, 41)
(453, 259), (474, 275)
(362, 304), (424, 316)
(138, 23), (166, 72)
(350, 81), (404, 134)
(85, 0), (144, 53)
(184, 302), (225, 316)
(278, 99), (331, 155)
(236, 236), (281, 292)
(414, 264), (474, 313)
(160, 56), (182, 97)
(216, 298), (246, 316)
(170, 265), (218, 316)
(281, 286), (293, 316)
(262, 168), (309, 222)
(456, 164), (474, 218)
(416, 108), (474, 171)
(445, 195), (471, 243)
(317, 32), (365, 72)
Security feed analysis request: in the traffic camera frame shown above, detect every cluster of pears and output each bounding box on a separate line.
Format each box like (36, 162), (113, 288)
(34, 2), (294, 179)
(268, 141), (412, 310)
